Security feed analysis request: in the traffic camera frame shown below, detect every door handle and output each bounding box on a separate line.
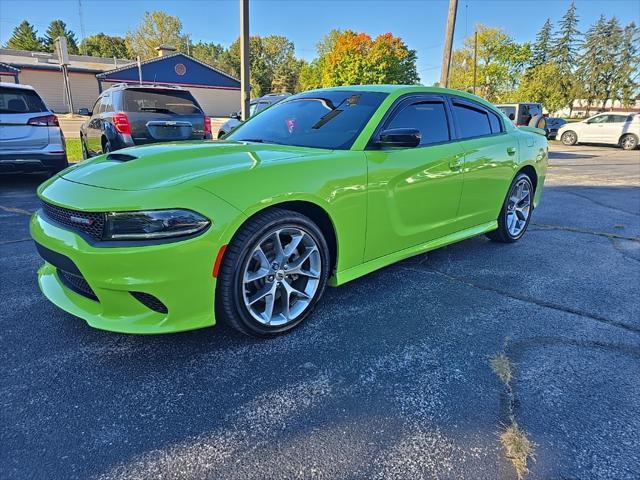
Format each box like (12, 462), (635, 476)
(507, 147), (517, 156)
(449, 155), (464, 170)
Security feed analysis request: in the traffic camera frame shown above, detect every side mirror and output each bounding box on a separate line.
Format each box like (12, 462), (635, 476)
(230, 111), (241, 120)
(377, 128), (421, 148)
(77, 108), (90, 116)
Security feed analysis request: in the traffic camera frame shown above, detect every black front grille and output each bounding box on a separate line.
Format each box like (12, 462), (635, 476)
(131, 292), (168, 314)
(57, 269), (98, 301)
(42, 202), (105, 240)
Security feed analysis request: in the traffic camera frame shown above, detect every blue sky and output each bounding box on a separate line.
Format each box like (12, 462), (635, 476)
(1, 0), (638, 84)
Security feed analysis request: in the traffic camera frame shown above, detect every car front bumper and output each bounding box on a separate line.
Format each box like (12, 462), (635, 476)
(30, 179), (244, 334)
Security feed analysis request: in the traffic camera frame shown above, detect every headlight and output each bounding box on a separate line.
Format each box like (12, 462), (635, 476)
(104, 209), (210, 240)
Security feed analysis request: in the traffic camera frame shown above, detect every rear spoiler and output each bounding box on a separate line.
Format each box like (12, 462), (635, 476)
(518, 126), (546, 136)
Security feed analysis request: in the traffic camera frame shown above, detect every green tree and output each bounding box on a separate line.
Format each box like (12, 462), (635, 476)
(223, 35), (300, 96)
(5, 20), (45, 51)
(551, 2), (581, 115)
(518, 62), (565, 113)
(449, 25), (531, 102)
(614, 22), (640, 107)
(577, 15), (623, 115)
(43, 20), (78, 54)
(190, 41), (226, 70)
(126, 11), (187, 59)
(531, 18), (553, 66)
(80, 33), (129, 58)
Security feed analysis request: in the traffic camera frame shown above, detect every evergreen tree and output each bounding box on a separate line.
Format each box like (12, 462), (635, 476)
(43, 20), (79, 54)
(577, 15), (610, 115)
(552, 2), (581, 114)
(614, 22), (640, 107)
(532, 18), (553, 66)
(5, 21), (45, 51)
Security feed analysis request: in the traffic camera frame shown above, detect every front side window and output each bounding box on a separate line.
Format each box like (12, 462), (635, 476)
(386, 101), (450, 146)
(0, 87), (47, 113)
(452, 102), (492, 139)
(588, 115), (609, 124)
(227, 90), (388, 150)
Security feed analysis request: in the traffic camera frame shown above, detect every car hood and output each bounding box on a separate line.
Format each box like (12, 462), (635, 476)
(61, 141), (327, 191)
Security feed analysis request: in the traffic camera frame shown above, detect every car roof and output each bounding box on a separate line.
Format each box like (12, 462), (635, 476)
(301, 85), (503, 112)
(0, 82), (36, 91)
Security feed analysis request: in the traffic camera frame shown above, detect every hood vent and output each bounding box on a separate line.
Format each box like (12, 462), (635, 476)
(106, 153), (138, 162)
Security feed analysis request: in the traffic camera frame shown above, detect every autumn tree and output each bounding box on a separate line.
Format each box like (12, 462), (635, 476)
(449, 25), (531, 102)
(5, 21), (45, 51)
(80, 33), (129, 58)
(126, 11), (187, 59)
(43, 20), (78, 54)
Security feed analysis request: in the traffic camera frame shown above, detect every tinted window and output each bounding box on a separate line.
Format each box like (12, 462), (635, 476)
(488, 110), (503, 133)
(123, 89), (202, 115)
(0, 87), (47, 113)
(386, 101), (450, 145)
(228, 91), (388, 150)
(101, 94), (112, 113)
(452, 103), (492, 138)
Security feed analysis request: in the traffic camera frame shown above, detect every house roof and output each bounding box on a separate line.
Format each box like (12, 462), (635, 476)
(0, 48), (133, 74)
(96, 52), (240, 89)
(0, 62), (20, 74)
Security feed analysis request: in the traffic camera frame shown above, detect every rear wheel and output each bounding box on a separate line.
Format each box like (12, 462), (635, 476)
(101, 137), (112, 154)
(486, 173), (534, 243)
(561, 130), (578, 146)
(217, 130), (226, 139)
(81, 135), (89, 160)
(216, 208), (330, 337)
(620, 134), (638, 151)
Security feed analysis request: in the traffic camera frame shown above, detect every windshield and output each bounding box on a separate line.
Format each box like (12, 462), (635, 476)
(123, 89), (202, 115)
(227, 90), (388, 149)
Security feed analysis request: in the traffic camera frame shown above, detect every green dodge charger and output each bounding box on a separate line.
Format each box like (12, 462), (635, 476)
(31, 85), (548, 336)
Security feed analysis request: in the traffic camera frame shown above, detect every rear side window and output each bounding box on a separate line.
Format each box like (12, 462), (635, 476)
(452, 102), (492, 139)
(123, 89), (202, 115)
(488, 111), (503, 133)
(0, 87), (47, 113)
(386, 101), (450, 145)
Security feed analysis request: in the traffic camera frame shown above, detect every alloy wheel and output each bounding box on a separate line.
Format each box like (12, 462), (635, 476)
(242, 227), (321, 326)
(621, 135), (637, 150)
(562, 131), (576, 145)
(506, 178), (532, 237)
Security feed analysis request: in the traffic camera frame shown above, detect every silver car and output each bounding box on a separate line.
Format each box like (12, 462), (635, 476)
(0, 82), (68, 175)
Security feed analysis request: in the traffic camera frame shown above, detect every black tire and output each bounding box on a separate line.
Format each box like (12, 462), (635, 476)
(101, 137), (112, 154)
(561, 130), (578, 146)
(620, 133), (638, 151)
(217, 130), (226, 139)
(81, 135), (89, 160)
(215, 208), (330, 337)
(486, 172), (534, 243)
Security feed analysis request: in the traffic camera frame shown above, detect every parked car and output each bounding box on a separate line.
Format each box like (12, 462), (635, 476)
(217, 92), (291, 138)
(557, 112), (639, 150)
(496, 103), (543, 126)
(32, 85), (548, 337)
(79, 83), (211, 158)
(544, 117), (567, 139)
(0, 82), (68, 175)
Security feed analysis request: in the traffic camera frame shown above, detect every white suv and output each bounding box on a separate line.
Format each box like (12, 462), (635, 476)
(557, 112), (639, 150)
(0, 82), (68, 175)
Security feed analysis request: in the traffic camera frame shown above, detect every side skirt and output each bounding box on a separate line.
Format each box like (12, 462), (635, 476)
(329, 220), (497, 287)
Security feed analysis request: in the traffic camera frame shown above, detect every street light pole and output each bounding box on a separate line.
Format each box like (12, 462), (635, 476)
(240, 0), (250, 121)
(440, 0), (458, 88)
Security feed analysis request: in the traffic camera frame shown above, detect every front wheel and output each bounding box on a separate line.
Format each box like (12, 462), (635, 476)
(216, 208), (330, 337)
(620, 134), (638, 151)
(486, 173), (534, 243)
(561, 130), (578, 146)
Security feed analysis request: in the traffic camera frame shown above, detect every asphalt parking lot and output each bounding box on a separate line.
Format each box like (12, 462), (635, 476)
(1, 143), (639, 479)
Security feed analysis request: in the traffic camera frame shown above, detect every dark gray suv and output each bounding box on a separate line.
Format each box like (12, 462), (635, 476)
(79, 84), (211, 158)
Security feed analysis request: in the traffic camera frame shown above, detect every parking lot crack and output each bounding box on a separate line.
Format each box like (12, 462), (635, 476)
(530, 223), (640, 242)
(561, 190), (640, 216)
(400, 266), (640, 336)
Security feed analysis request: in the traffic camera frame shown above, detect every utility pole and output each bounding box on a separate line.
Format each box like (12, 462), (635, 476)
(239, 0), (250, 121)
(439, 0), (458, 88)
(472, 29), (478, 95)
